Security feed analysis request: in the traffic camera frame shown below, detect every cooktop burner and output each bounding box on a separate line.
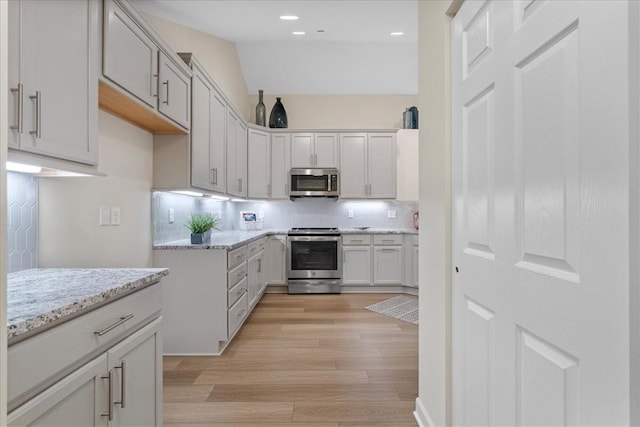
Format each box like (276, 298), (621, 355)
(288, 227), (340, 235)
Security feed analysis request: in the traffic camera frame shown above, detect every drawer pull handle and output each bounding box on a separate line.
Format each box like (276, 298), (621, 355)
(115, 360), (126, 408)
(238, 309), (246, 317)
(101, 370), (114, 421)
(94, 314), (135, 336)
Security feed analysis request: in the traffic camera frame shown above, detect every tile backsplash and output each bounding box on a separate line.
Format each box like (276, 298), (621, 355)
(153, 191), (418, 244)
(7, 172), (38, 273)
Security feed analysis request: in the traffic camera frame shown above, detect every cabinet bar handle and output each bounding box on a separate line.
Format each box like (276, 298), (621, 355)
(267, 184), (271, 197)
(10, 83), (23, 133)
(213, 168), (218, 185)
(101, 370), (114, 421)
(94, 314), (135, 336)
(152, 74), (158, 98)
(238, 178), (242, 192)
(29, 91), (41, 138)
(314, 153), (318, 166)
(115, 360), (126, 408)
(238, 309), (246, 317)
(162, 80), (169, 104)
(210, 168), (214, 184)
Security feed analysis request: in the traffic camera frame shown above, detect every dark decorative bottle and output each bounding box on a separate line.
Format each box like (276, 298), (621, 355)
(269, 97), (288, 128)
(255, 89), (266, 126)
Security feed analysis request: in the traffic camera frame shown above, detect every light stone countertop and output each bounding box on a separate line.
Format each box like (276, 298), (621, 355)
(7, 268), (169, 343)
(153, 228), (418, 251)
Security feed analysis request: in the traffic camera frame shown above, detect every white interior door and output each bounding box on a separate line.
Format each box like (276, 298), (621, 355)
(452, 1), (632, 425)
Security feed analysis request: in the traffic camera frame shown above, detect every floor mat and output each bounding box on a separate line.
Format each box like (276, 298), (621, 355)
(366, 295), (418, 325)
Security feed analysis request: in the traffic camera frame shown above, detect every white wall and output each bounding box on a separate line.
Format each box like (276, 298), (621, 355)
(247, 94), (417, 129)
(416, 1), (452, 426)
(38, 111), (154, 268)
(141, 13), (250, 120)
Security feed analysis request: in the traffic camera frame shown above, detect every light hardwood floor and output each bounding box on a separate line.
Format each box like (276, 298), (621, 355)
(163, 293), (418, 426)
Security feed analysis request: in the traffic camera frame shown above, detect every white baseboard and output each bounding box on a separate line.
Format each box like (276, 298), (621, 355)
(414, 397), (435, 427)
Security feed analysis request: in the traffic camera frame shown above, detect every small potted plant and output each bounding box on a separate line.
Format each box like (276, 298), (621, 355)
(186, 212), (220, 244)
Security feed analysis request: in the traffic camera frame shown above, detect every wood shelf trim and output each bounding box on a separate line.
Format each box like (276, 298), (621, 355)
(98, 80), (187, 135)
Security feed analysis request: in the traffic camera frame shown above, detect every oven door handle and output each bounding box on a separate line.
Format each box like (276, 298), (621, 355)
(287, 236), (341, 242)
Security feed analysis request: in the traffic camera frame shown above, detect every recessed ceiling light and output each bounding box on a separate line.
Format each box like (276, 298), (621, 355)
(280, 15), (299, 20)
(317, 29), (325, 33)
(292, 31), (305, 35)
(390, 32), (405, 36)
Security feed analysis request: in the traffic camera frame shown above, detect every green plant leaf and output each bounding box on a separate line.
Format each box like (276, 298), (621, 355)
(185, 213), (220, 234)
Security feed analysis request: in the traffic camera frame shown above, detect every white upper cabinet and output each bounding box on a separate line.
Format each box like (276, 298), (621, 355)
(290, 132), (338, 168)
(248, 128), (270, 199)
(102, 0), (190, 132)
(226, 111), (247, 197)
(367, 133), (397, 199)
(190, 60), (215, 191)
(290, 133), (314, 168)
(158, 51), (190, 129)
(339, 133), (368, 199)
(210, 89), (227, 193)
(9, 0), (99, 165)
(313, 133), (339, 168)
(103, 0), (157, 108)
(270, 133), (291, 199)
(339, 132), (396, 199)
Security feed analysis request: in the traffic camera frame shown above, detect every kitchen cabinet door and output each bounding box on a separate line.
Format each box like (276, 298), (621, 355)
(291, 133), (314, 167)
(342, 246), (371, 286)
(368, 133), (396, 199)
(108, 318), (162, 427)
(13, 0), (99, 165)
(339, 133), (368, 198)
(313, 133), (339, 168)
(247, 251), (264, 308)
(267, 235), (287, 286)
(8, 354), (108, 427)
(270, 134), (291, 199)
(373, 246), (403, 285)
(158, 51), (190, 129)
(248, 128), (270, 199)
(103, 0), (157, 108)
(237, 121), (248, 197)
(210, 90), (227, 193)
(190, 63), (215, 191)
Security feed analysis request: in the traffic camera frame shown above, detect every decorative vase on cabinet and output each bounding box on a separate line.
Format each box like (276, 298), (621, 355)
(255, 89), (266, 126)
(269, 97), (288, 128)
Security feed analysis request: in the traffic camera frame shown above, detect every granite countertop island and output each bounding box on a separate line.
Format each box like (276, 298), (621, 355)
(153, 228), (418, 251)
(7, 268), (169, 343)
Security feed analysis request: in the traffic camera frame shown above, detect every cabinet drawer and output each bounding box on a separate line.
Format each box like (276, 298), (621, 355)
(228, 262), (248, 289)
(373, 235), (403, 245)
(228, 293), (248, 338)
(228, 276), (248, 308)
(247, 238), (265, 257)
(342, 235), (372, 245)
(228, 246), (247, 270)
(8, 284), (161, 410)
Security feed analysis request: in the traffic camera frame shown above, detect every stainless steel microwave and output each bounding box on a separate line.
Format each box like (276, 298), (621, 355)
(289, 168), (339, 198)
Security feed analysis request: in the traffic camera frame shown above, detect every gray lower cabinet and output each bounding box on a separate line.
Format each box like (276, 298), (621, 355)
(266, 235), (287, 286)
(342, 235), (372, 286)
(154, 237), (268, 355)
(7, 286), (163, 427)
(9, 0), (99, 165)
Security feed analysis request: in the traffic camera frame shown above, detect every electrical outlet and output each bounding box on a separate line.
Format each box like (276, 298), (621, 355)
(168, 208), (175, 223)
(258, 210), (265, 220)
(348, 210), (354, 219)
(111, 207), (121, 226)
(387, 209), (396, 219)
(99, 206), (110, 226)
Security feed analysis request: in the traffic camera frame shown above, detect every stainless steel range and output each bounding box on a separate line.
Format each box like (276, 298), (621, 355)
(287, 228), (342, 294)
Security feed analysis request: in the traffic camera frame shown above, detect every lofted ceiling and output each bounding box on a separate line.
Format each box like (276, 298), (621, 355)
(131, 0), (418, 95)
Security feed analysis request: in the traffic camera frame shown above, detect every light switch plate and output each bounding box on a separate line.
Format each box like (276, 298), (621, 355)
(388, 209), (396, 219)
(348, 210), (354, 219)
(99, 206), (110, 226)
(168, 208), (175, 223)
(111, 207), (121, 226)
